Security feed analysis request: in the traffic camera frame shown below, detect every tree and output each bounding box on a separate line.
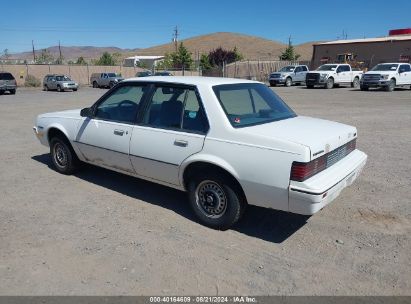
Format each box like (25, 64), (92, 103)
(76, 56), (87, 65)
(208, 47), (243, 67)
(173, 42), (193, 69)
(2, 49), (11, 60)
(36, 49), (55, 64)
(199, 54), (212, 71)
(55, 55), (64, 64)
(156, 53), (174, 70)
(279, 38), (300, 61)
(95, 52), (116, 66)
(112, 52), (123, 65)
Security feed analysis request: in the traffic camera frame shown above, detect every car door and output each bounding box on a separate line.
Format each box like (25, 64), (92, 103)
(337, 65), (350, 83)
(74, 83), (148, 173)
(129, 84), (209, 186)
(300, 66), (309, 82)
(48, 76), (56, 90)
(294, 66), (304, 82)
(398, 64), (411, 84)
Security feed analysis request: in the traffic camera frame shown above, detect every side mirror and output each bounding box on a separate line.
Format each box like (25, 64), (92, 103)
(80, 107), (93, 118)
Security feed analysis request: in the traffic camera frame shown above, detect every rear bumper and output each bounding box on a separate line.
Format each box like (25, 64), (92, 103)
(288, 149), (367, 215)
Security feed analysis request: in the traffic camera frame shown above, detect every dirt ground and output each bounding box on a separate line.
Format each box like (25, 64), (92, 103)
(0, 84), (410, 295)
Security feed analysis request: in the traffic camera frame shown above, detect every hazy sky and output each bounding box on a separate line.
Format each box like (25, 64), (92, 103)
(1, 0), (410, 53)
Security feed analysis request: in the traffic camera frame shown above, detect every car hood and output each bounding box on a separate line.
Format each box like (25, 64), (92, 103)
(364, 71), (393, 75)
(39, 109), (81, 119)
(241, 116), (357, 160)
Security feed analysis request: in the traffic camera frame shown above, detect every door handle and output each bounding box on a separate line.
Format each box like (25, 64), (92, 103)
(174, 139), (188, 147)
(114, 129), (125, 136)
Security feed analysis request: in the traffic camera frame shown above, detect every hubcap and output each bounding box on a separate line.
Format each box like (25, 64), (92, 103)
(53, 143), (68, 167)
(195, 180), (227, 218)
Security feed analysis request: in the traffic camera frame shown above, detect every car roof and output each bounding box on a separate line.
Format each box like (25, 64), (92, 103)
(123, 76), (260, 86)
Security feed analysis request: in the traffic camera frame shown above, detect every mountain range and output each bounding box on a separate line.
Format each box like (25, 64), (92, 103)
(10, 32), (318, 62)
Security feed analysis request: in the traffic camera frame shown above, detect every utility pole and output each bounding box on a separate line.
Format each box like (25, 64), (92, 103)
(172, 26), (179, 52)
(32, 40), (36, 63)
(58, 40), (63, 64)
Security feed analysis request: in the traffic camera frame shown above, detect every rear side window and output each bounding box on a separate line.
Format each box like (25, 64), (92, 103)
(301, 66), (308, 71)
(213, 83), (296, 128)
(0, 73), (15, 80)
(400, 65), (411, 72)
(143, 86), (209, 133)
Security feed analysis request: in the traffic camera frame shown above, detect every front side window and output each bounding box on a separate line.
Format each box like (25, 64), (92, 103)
(400, 65), (411, 72)
(213, 83), (296, 128)
(143, 86), (208, 133)
(279, 66), (295, 72)
(94, 85), (147, 123)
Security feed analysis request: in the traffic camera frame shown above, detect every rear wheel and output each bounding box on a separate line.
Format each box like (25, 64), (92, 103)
(44, 85), (48, 91)
(285, 77), (292, 87)
(269, 82), (276, 87)
(385, 79), (395, 92)
(50, 137), (81, 175)
(325, 78), (334, 89)
(188, 173), (246, 230)
(351, 77), (360, 88)
(92, 81), (98, 88)
(9, 89), (16, 95)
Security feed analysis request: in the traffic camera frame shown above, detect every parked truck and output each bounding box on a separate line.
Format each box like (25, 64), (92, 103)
(305, 64), (363, 89)
(90, 73), (124, 89)
(268, 65), (309, 87)
(360, 63), (411, 92)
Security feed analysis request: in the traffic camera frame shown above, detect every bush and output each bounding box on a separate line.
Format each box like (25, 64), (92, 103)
(24, 74), (41, 87)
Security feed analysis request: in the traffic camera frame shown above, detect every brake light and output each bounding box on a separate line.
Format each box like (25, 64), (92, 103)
(290, 139), (356, 182)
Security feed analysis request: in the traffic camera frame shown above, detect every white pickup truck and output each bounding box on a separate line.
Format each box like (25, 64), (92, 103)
(306, 64), (363, 89)
(360, 63), (411, 92)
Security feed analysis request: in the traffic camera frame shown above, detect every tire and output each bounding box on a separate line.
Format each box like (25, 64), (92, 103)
(351, 77), (360, 88)
(360, 85), (369, 91)
(73, 88), (78, 92)
(188, 173), (246, 230)
(57, 85), (62, 92)
(44, 85), (48, 91)
(385, 79), (395, 92)
(306, 84), (314, 89)
(269, 82), (276, 87)
(10, 89), (16, 95)
(325, 77), (334, 89)
(0, 90), (3, 95)
(285, 77), (292, 87)
(109, 81), (115, 89)
(92, 81), (98, 88)
(50, 137), (81, 175)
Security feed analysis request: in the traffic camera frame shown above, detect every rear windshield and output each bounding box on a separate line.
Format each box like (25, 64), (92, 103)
(213, 83), (296, 128)
(0, 73), (15, 80)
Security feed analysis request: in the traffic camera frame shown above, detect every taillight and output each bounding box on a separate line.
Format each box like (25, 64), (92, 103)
(290, 139), (356, 182)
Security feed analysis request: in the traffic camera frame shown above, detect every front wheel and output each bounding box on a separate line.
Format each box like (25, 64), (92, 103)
(385, 79), (395, 92)
(325, 78), (334, 89)
(50, 137), (81, 175)
(188, 174), (246, 230)
(360, 85), (369, 91)
(351, 77), (360, 88)
(306, 84), (314, 89)
(57, 85), (62, 92)
(285, 77), (292, 87)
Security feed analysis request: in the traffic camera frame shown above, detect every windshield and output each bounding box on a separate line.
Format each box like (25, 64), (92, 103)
(213, 83), (296, 128)
(108, 73), (117, 77)
(371, 64), (398, 71)
(316, 65), (337, 71)
(56, 76), (71, 81)
(279, 66), (295, 72)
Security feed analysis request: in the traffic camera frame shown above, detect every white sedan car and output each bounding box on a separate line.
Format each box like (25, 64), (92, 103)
(33, 76), (367, 229)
